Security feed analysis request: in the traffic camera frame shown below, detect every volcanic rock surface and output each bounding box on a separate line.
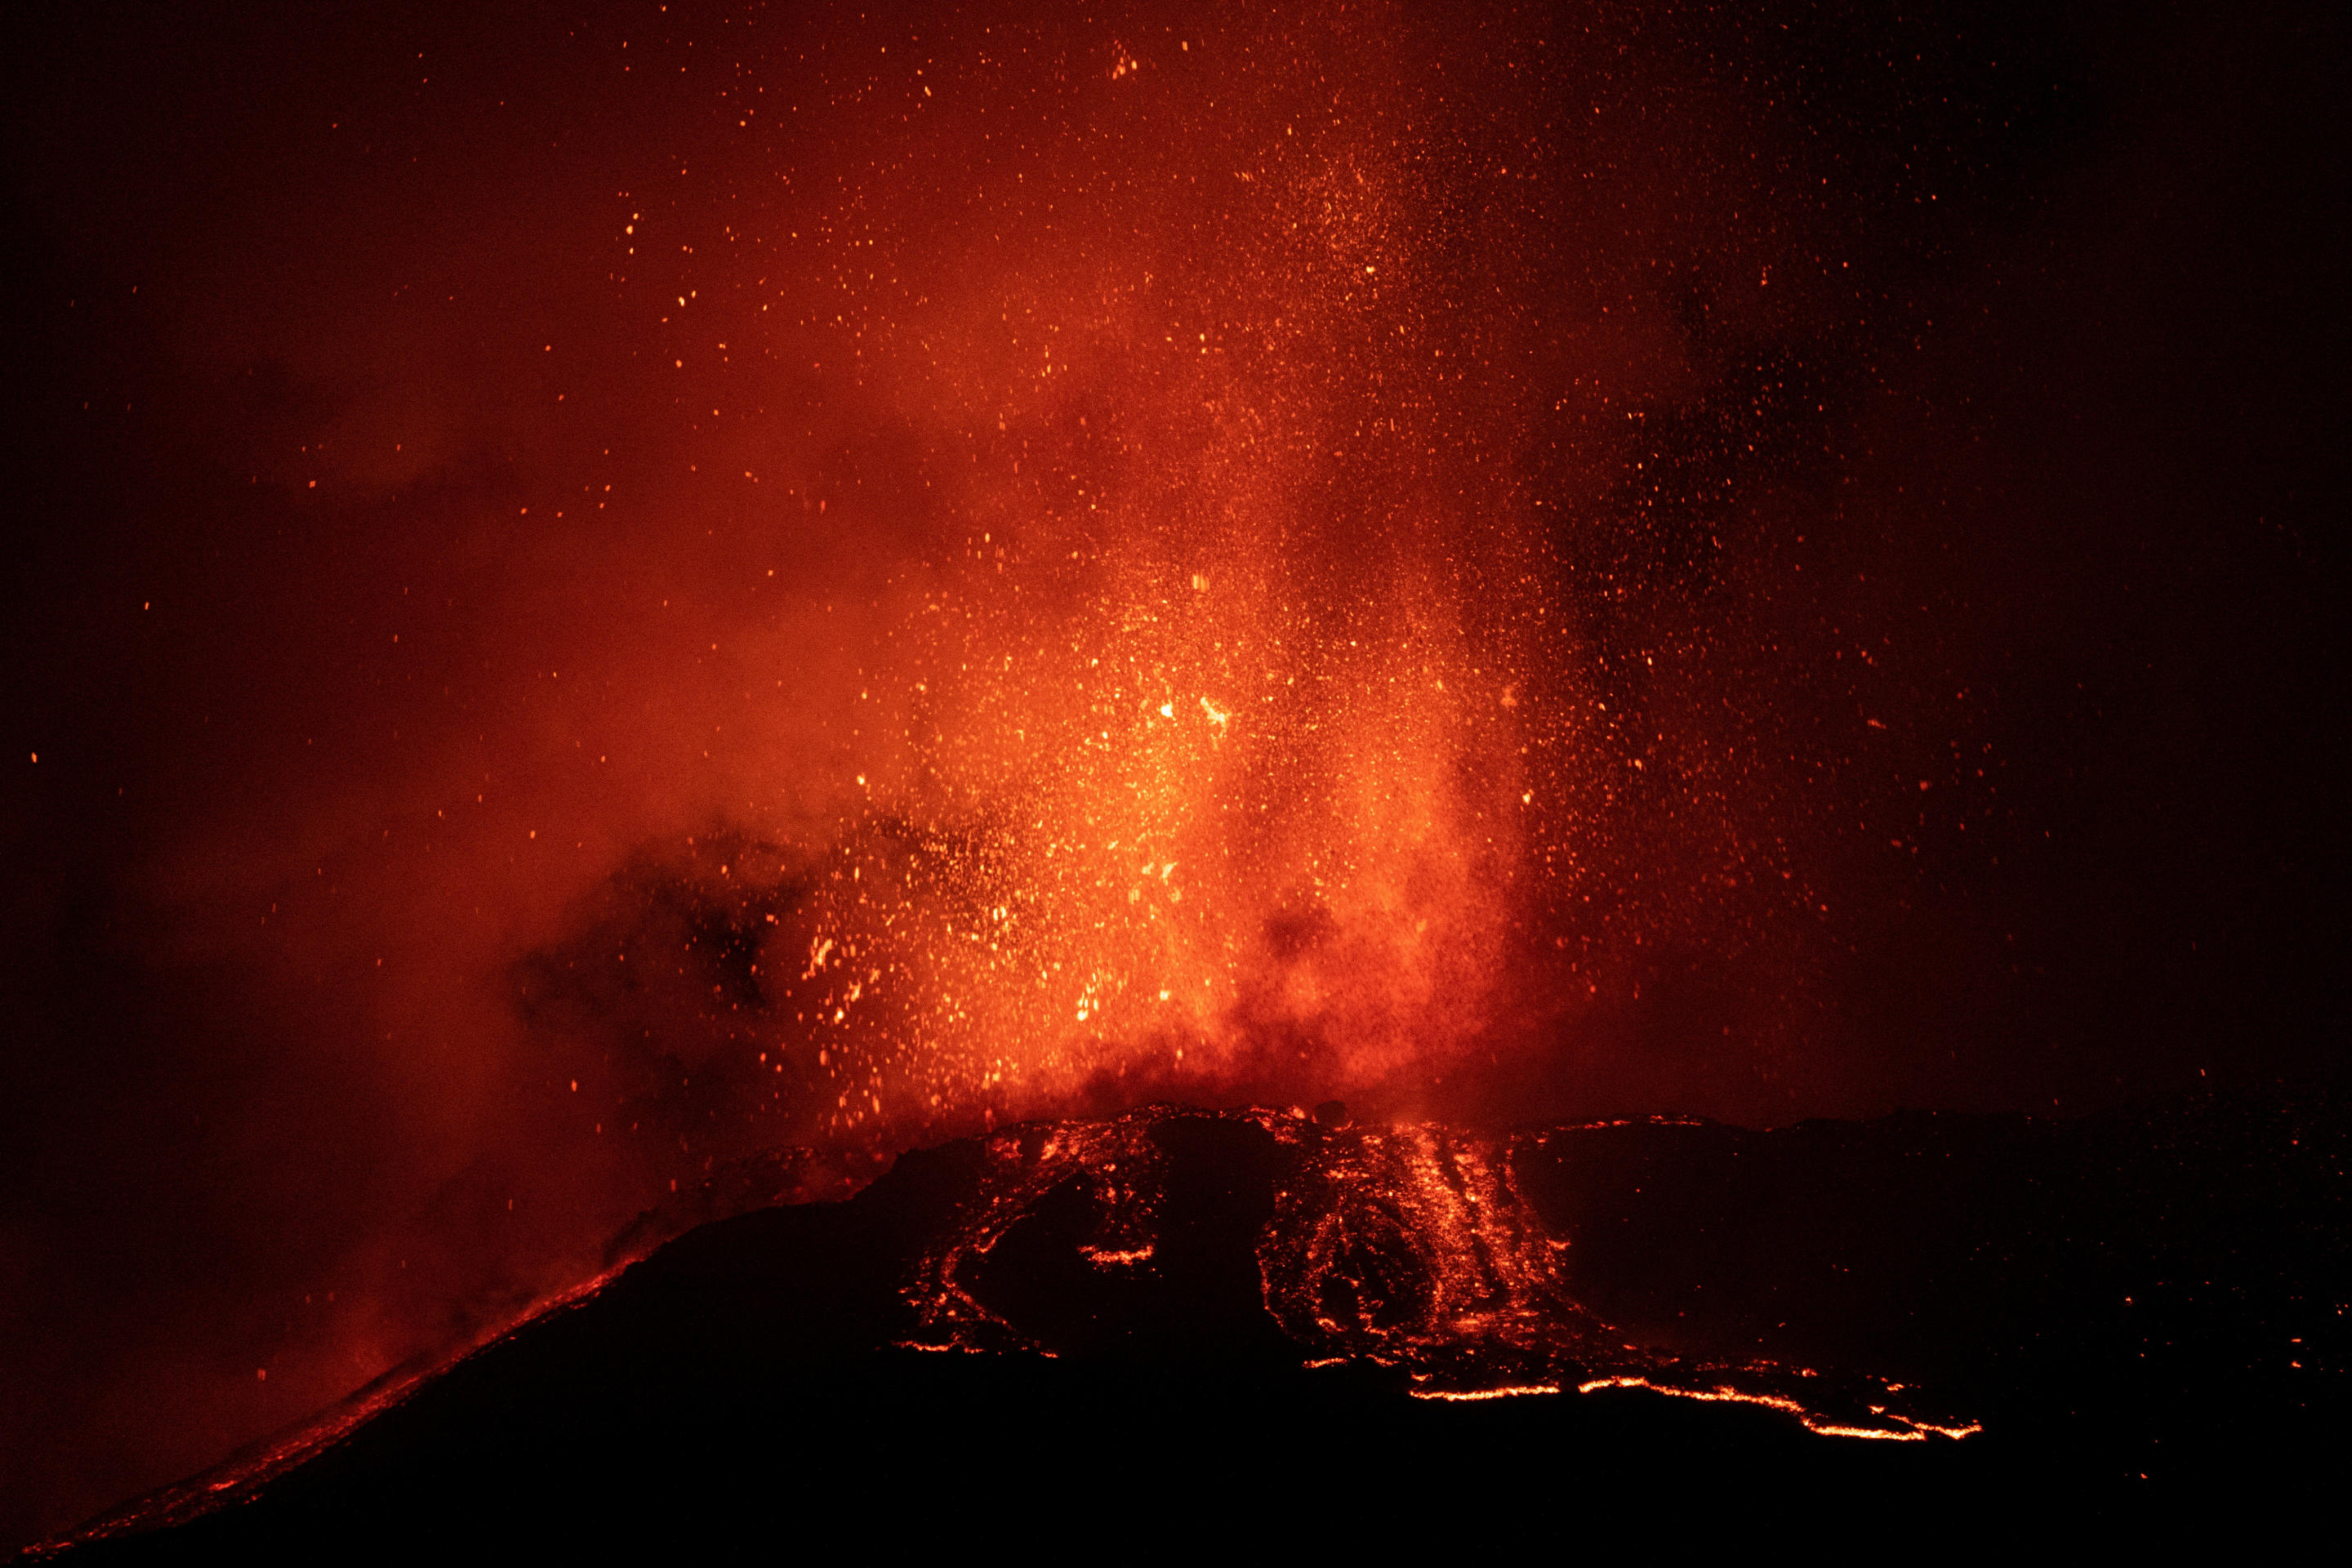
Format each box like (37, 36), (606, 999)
(39, 1091), (2347, 1555)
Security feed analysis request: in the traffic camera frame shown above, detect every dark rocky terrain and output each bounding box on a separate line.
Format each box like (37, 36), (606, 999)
(34, 1089), (2346, 1556)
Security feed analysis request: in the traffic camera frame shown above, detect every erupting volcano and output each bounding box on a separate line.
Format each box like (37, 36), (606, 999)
(4, 0), (2345, 1552)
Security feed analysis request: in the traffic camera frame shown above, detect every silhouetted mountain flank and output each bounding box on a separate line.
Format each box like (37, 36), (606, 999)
(38, 1091), (2346, 1556)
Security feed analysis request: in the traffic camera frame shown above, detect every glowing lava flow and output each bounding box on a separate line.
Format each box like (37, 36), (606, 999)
(1573, 1378), (1984, 1442)
(901, 1106), (1980, 1442)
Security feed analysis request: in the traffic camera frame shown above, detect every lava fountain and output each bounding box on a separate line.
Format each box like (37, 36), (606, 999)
(510, 9), (1612, 1185)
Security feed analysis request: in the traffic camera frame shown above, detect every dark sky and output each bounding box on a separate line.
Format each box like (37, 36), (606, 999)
(2, 0), (2345, 1546)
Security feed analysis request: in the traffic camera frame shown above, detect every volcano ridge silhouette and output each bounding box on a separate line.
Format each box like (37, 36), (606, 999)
(38, 1090), (2345, 1557)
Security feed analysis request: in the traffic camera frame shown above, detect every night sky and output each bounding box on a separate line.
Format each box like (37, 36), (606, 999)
(2, 0), (2345, 1545)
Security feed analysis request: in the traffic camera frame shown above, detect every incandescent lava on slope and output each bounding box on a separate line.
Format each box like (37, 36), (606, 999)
(902, 1106), (1978, 1440)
